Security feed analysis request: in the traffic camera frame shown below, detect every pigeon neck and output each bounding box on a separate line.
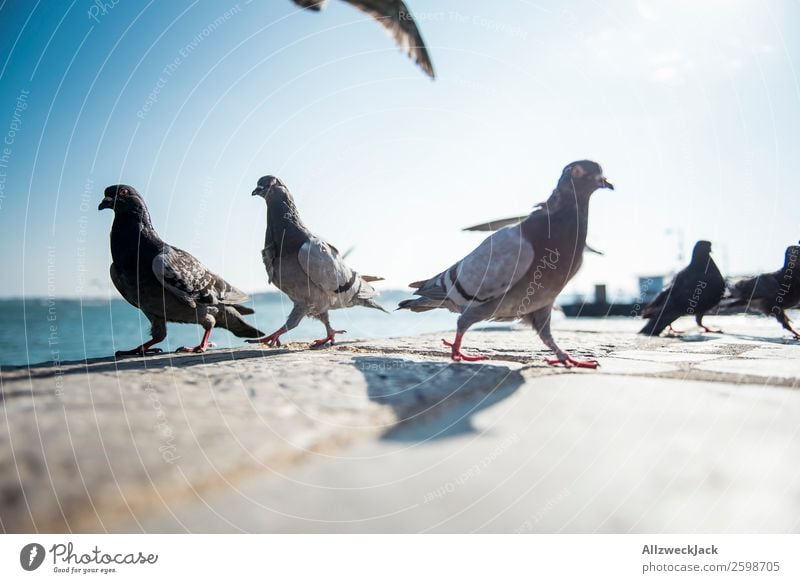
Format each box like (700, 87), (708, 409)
(266, 197), (311, 251)
(111, 206), (163, 256)
(114, 202), (155, 228)
(691, 250), (709, 265)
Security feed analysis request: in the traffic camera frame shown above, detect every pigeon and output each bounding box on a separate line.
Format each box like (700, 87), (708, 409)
(398, 160), (614, 367)
(291, 0), (435, 79)
(639, 240), (725, 336)
(99, 185), (264, 355)
(248, 175), (388, 347)
(718, 243), (800, 339)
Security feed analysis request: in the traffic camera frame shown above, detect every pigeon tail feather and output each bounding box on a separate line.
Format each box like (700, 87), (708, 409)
(218, 306), (264, 338)
(639, 316), (671, 337)
(232, 304), (255, 316)
(397, 297), (440, 312)
(358, 297), (389, 313)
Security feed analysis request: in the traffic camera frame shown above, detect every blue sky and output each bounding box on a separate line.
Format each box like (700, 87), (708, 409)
(0, 0), (798, 300)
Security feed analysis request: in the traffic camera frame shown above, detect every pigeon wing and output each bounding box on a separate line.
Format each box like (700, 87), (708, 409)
(341, 0), (435, 78)
(262, 243), (278, 284)
(298, 237), (358, 296)
(292, 0), (328, 10)
(152, 246), (249, 307)
(730, 273), (780, 300)
(416, 225), (535, 307)
(462, 215), (529, 232)
(110, 264), (140, 309)
(641, 285), (673, 318)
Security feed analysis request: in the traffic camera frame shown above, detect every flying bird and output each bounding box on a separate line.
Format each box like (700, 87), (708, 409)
(99, 185), (263, 355)
(718, 243), (800, 339)
(291, 0), (435, 79)
(248, 176), (387, 348)
(639, 240), (725, 336)
(398, 161), (614, 367)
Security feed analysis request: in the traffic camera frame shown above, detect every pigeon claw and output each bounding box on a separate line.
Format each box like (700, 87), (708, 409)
(311, 329), (346, 348)
(700, 325), (724, 334)
(442, 338), (488, 362)
(246, 332), (283, 347)
(176, 341), (215, 354)
(546, 355), (599, 369)
(666, 325), (684, 337)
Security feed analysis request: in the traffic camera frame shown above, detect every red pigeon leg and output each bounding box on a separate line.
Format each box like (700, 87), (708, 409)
(311, 313), (346, 348)
(546, 354), (599, 369)
(700, 324), (723, 334)
(245, 326), (287, 347)
(442, 334), (487, 362)
(115, 338), (163, 357)
(176, 328), (214, 353)
(666, 324), (684, 336)
(311, 328), (347, 348)
(529, 306), (599, 369)
(696, 315), (722, 334)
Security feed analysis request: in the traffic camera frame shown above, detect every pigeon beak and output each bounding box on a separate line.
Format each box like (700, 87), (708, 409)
(98, 197), (113, 210)
(599, 177), (614, 190)
(252, 187), (264, 197)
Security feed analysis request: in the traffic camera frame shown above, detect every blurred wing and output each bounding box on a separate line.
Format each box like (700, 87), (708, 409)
(292, 0), (328, 9)
(341, 0), (435, 78)
(152, 247), (249, 307)
(462, 215), (529, 232)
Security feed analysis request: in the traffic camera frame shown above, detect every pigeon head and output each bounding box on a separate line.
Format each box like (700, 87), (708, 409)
(252, 175), (292, 204)
(784, 244), (800, 269)
(691, 240), (713, 261)
(98, 184), (146, 213)
(556, 161), (614, 196)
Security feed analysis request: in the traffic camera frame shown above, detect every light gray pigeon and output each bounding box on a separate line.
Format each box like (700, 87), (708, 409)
(99, 185), (264, 356)
(398, 161), (614, 367)
(291, 0), (434, 79)
(248, 176), (388, 347)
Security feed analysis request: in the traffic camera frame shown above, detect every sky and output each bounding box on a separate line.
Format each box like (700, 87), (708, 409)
(0, 0), (799, 301)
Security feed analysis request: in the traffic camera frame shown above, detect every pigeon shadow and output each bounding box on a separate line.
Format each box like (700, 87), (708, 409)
(353, 356), (524, 442)
(721, 333), (800, 346)
(13, 347), (295, 380)
(674, 334), (717, 343)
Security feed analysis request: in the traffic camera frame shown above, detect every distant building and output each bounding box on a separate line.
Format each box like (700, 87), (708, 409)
(638, 276), (664, 304)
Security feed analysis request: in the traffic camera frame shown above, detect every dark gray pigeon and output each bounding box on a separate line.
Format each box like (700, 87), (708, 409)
(291, 0), (434, 79)
(718, 243), (800, 339)
(398, 161), (614, 367)
(639, 240), (725, 336)
(248, 176), (387, 347)
(99, 185), (263, 355)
